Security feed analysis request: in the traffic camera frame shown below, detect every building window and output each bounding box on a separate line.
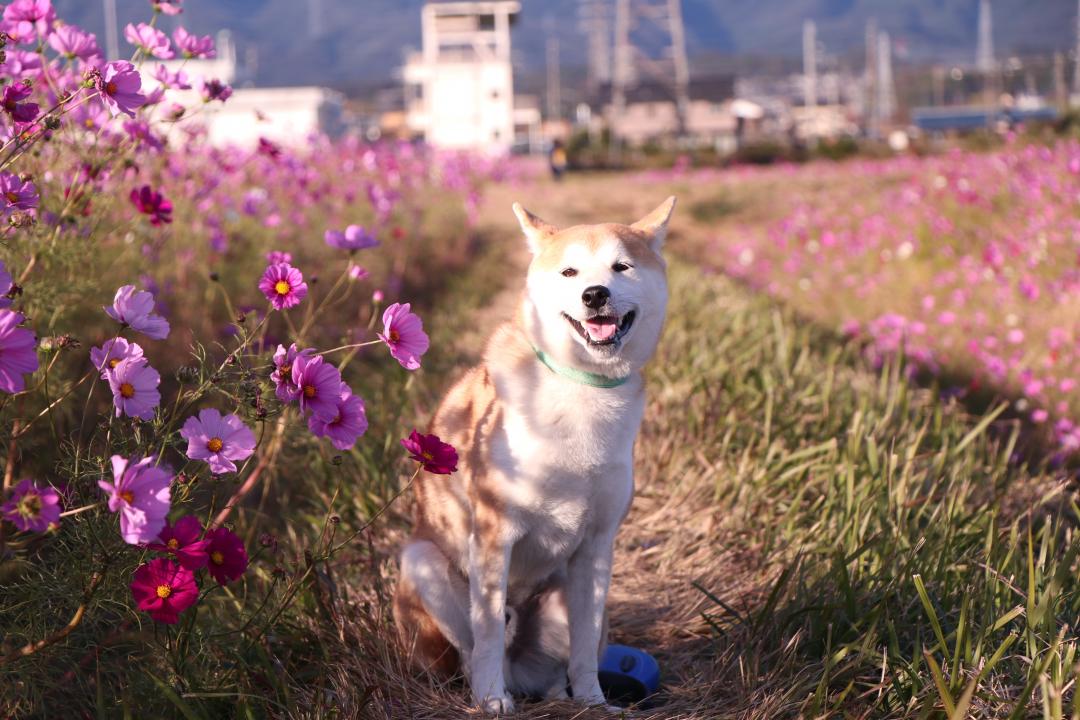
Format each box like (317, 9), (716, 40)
(479, 13), (495, 30)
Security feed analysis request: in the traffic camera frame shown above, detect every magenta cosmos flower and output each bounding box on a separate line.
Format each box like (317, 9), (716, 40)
(0, 260), (13, 309)
(324, 225), (378, 251)
(0, 171), (38, 216)
(199, 77), (232, 103)
(0, 310), (38, 394)
(108, 357), (160, 420)
(2, 83), (38, 124)
(130, 558), (197, 624)
(105, 284), (170, 339)
(130, 185), (173, 225)
(259, 262), (307, 311)
(308, 382), (368, 450)
(48, 24), (101, 63)
(180, 408), (257, 475)
(401, 430), (458, 475)
(291, 354), (342, 421)
(124, 22), (173, 59)
(99, 455), (172, 544)
(204, 527), (248, 585)
(2, 478), (60, 532)
(173, 27), (214, 58)
(378, 303), (430, 371)
(271, 343), (312, 402)
(97, 61), (146, 118)
(148, 515), (209, 570)
(3, 0), (54, 39)
(90, 337), (144, 378)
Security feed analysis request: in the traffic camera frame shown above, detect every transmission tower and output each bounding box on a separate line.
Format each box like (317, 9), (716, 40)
(803, 20), (817, 108)
(578, 0), (613, 96)
(612, 0), (691, 137)
(975, 0), (994, 74)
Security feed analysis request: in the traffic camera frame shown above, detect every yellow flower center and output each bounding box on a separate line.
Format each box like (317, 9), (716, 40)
(273, 280), (290, 296)
(4, 191), (17, 204)
(422, 451), (434, 460)
(206, 437), (223, 453)
(106, 80), (118, 95)
(167, 538), (179, 550)
(84, 118), (94, 129)
(119, 382), (135, 398)
(211, 550), (224, 565)
(119, 489), (135, 504)
(17, 493), (41, 518)
(108, 358), (121, 369)
(279, 364), (291, 379)
(155, 583), (172, 599)
(389, 329), (401, 343)
(303, 384), (316, 398)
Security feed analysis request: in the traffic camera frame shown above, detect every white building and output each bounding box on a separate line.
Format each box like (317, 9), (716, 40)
(402, 1), (539, 153)
(146, 31), (344, 149)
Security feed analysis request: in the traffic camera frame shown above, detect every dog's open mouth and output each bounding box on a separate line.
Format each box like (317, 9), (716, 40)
(564, 311), (636, 346)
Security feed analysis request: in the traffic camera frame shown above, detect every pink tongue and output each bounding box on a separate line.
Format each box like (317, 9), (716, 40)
(585, 319), (617, 341)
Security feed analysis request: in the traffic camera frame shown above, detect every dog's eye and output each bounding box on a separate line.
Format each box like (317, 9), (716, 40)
(561, 268), (578, 278)
(612, 262), (631, 273)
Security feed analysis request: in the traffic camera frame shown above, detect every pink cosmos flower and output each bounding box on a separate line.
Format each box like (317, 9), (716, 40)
(0, 310), (38, 394)
(124, 22), (174, 59)
(271, 343), (312, 402)
(3, 0), (54, 39)
(204, 527), (248, 585)
(152, 63), (190, 90)
(173, 27), (214, 58)
(378, 303), (429, 371)
(2, 478), (60, 532)
(48, 24), (101, 63)
(148, 516), (209, 570)
(259, 263), (307, 310)
(0, 50), (42, 80)
(153, 0), (183, 15)
(2, 83), (38, 124)
(401, 430), (458, 475)
(130, 558), (197, 624)
(0, 172), (38, 216)
(199, 78), (232, 103)
(99, 455), (172, 544)
(130, 185), (173, 225)
(108, 357), (160, 420)
(105, 285), (170, 339)
(97, 61), (146, 118)
(0, 260), (13, 309)
(90, 337), (144, 378)
(265, 250), (292, 264)
(308, 382), (368, 450)
(291, 354), (342, 421)
(180, 408), (257, 475)
(324, 225), (378, 251)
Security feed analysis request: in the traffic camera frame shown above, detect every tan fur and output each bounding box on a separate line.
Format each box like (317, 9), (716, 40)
(394, 198), (676, 712)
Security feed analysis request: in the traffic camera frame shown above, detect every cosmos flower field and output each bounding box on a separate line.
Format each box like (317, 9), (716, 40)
(686, 142), (1080, 459)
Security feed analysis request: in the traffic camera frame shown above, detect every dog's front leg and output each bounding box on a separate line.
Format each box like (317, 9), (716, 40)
(468, 529), (513, 713)
(566, 527), (617, 706)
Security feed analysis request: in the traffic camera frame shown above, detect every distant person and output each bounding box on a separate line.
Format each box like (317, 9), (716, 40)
(549, 139), (568, 181)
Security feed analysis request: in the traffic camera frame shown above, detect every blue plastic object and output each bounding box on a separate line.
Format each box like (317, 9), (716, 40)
(597, 644), (661, 706)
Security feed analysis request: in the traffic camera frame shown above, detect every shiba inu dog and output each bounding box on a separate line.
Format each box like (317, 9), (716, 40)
(394, 197), (675, 713)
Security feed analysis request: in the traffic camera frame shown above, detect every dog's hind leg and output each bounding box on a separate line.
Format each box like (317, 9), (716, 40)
(505, 576), (572, 700)
(394, 539), (472, 676)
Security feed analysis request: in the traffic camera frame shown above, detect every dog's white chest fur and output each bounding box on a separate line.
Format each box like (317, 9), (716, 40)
(494, 371), (642, 600)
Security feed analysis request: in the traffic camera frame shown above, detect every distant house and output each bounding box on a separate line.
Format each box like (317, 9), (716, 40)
(401, 1), (540, 154)
(597, 76), (737, 146)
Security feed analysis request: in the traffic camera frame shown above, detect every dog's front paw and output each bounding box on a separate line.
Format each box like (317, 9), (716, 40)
(477, 693), (515, 715)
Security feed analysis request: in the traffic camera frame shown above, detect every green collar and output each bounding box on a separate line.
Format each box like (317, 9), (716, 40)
(532, 346), (631, 388)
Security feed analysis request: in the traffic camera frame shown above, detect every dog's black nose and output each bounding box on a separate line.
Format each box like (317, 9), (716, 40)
(581, 285), (610, 309)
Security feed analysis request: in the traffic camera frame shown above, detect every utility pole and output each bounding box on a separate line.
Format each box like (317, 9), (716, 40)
(803, 19), (817, 108)
(103, 0), (119, 60)
(1073, 0), (1080, 100)
(1054, 52), (1067, 111)
(578, 0), (612, 97)
(309, 0), (325, 39)
(975, 0), (994, 74)
(864, 18), (878, 137)
(545, 16), (561, 120)
(877, 31), (895, 125)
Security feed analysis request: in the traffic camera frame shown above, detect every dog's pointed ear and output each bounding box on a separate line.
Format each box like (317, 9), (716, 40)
(631, 196), (677, 251)
(512, 203), (558, 254)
